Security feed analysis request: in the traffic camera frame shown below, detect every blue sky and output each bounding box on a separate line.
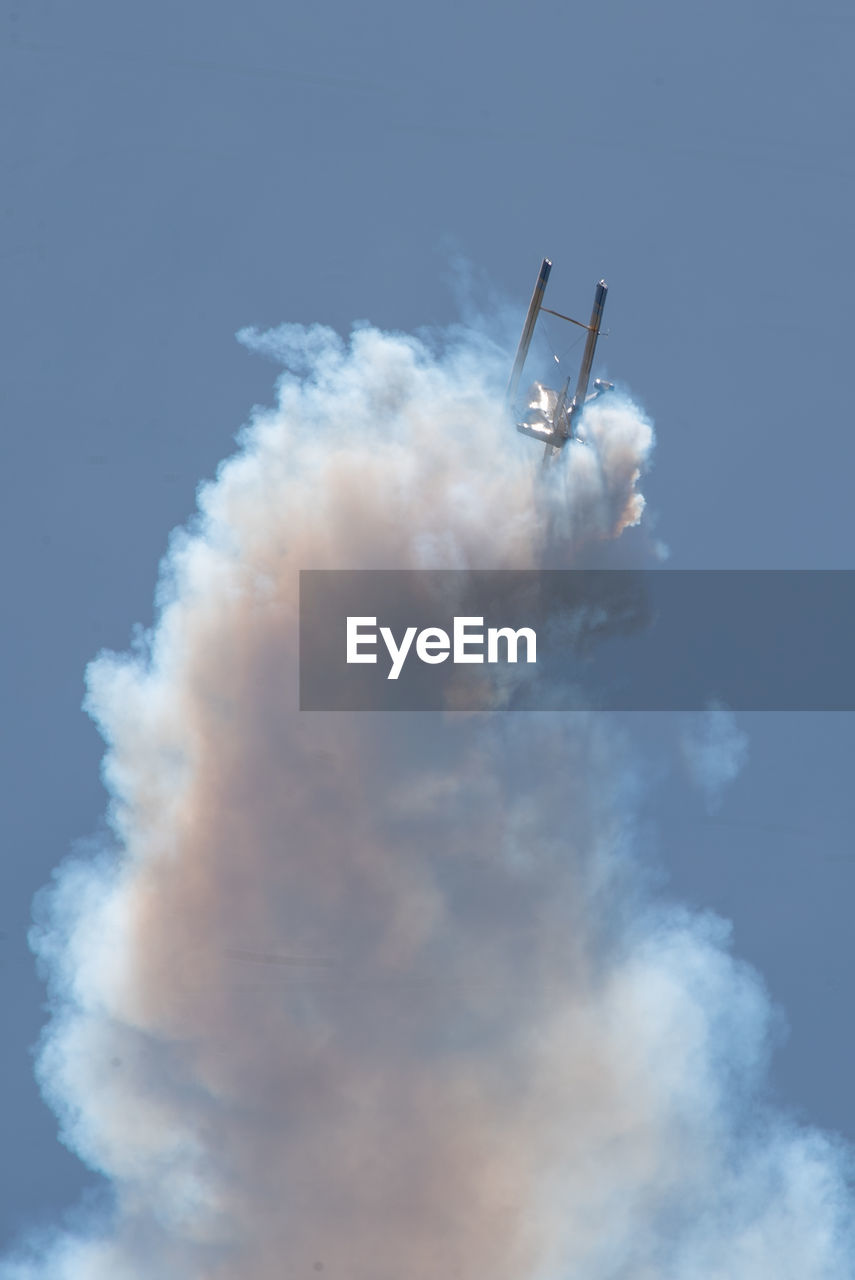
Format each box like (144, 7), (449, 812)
(2, 0), (854, 1255)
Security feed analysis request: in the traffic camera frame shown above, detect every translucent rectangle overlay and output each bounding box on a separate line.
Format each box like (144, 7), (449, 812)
(299, 570), (855, 711)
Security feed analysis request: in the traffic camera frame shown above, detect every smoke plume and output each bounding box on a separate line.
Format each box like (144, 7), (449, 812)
(6, 324), (853, 1278)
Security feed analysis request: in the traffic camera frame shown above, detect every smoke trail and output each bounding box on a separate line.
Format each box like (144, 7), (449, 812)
(7, 324), (853, 1278)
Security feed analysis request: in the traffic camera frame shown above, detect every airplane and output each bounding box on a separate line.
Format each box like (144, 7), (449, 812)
(507, 258), (614, 462)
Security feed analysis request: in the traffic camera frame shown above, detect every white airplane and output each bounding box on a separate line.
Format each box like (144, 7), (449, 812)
(507, 258), (613, 462)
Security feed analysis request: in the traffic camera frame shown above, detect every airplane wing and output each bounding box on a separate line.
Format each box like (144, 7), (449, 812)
(565, 280), (608, 435)
(506, 258), (551, 407)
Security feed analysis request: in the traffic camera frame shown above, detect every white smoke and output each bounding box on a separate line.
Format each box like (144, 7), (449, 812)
(682, 703), (750, 813)
(5, 323), (853, 1279)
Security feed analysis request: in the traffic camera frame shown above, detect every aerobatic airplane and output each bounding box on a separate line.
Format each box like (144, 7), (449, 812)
(507, 258), (613, 462)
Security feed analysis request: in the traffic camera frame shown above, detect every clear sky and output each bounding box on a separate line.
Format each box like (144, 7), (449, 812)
(2, 0), (854, 1256)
